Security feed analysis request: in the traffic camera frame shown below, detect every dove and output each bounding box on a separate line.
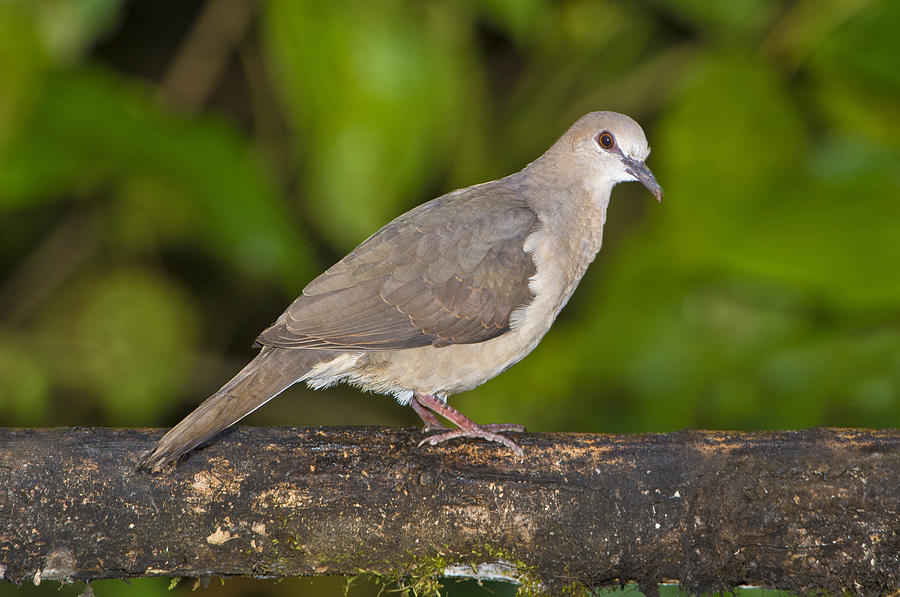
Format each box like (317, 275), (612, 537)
(138, 111), (662, 471)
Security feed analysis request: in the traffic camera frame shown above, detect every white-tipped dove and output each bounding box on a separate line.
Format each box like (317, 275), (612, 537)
(139, 111), (662, 471)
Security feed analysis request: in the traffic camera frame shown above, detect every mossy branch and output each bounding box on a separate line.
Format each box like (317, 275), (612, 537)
(0, 427), (897, 596)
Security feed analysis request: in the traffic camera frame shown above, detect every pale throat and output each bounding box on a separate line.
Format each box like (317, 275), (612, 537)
(565, 184), (610, 262)
(582, 172), (617, 213)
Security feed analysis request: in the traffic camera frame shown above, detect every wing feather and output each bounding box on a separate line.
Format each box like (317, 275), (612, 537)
(256, 182), (539, 351)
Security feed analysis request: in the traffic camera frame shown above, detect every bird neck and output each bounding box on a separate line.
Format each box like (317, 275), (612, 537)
(518, 160), (612, 224)
(521, 148), (614, 209)
(514, 163), (611, 273)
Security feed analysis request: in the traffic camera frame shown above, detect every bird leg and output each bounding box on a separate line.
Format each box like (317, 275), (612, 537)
(410, 395), (447, 431)
(413, 393), (525, 458)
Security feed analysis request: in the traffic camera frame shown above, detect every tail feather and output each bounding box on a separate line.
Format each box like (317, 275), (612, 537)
(138, 347), (327, 472)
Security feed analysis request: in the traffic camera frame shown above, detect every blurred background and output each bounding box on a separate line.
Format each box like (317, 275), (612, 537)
(0, 0), (897, 596)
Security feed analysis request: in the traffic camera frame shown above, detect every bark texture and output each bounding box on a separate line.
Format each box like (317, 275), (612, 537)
(0, 427), (897, 596)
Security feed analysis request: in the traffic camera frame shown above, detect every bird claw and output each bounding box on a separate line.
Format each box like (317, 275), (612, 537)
(411, 394), (525, 458)
(418, 426), (525, 459)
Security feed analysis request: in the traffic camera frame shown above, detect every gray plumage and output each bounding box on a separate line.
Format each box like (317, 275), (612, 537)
(258, 184), (538, 351)
(138, 111), (662, 471)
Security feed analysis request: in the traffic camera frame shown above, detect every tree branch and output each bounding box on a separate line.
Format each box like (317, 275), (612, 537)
(0, 427), (897, 595)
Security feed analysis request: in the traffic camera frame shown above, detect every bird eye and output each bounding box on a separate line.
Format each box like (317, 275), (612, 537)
(596, 131), (615, 149)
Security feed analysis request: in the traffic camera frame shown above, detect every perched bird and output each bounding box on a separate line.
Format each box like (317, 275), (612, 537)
(138, 111), (662, 471)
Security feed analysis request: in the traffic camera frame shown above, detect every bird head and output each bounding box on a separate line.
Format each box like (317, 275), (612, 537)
(550, 111), (663, 202)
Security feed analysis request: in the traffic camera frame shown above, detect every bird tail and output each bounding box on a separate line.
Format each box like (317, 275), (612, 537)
(137, 346), (325, 472)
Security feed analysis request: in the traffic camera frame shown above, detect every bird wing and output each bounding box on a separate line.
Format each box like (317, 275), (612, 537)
(256, 183), (539, 351)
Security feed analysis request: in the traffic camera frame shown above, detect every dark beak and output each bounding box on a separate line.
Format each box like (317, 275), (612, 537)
(621, 156), (663, 202)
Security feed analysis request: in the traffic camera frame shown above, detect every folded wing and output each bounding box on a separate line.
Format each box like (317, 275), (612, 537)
(256, 184), (539, 350)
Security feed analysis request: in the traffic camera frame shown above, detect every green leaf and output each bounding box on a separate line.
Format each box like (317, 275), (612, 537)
(263, 0), (480, 250)
(0, 70), (314, 286)
(55, 269), (197, 425)
(22, 0), (127, 62)
(655, 52), (807, 227)
(0, 333), (51, 425)
(653, 50), (900, 308)
(811, 0), (900, 94)
(807, 0), (900, 144)
(648, 0), (781, 39)
(0, 4), (48, 158)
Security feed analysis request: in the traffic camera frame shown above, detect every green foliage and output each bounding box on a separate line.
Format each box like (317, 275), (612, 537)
(0, 333), (50, 424)
(0, 70), (313, 284)
(35, 268), (197, 424)
(0, 0), (897, 595)
(263, 0), (482, 249)
(461, 0), (900, 435)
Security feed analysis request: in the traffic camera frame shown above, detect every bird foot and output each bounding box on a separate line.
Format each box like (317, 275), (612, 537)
(413, 394), (525, 458)
(418, 426), (524, 458)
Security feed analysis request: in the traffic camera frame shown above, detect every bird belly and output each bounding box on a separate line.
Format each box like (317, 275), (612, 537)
(351, 323), (549, 401)
(295, 302), (556, 406)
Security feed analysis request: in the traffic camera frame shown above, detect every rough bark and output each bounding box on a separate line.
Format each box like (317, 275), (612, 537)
(0, 427), (897, 596)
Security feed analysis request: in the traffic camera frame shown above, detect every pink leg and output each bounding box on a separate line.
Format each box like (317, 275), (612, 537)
(410, 395), (446, 431)
(414, 393), (526, 458)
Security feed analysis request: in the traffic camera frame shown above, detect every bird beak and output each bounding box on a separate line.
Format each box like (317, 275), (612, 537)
(621, 156), (663, 202)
